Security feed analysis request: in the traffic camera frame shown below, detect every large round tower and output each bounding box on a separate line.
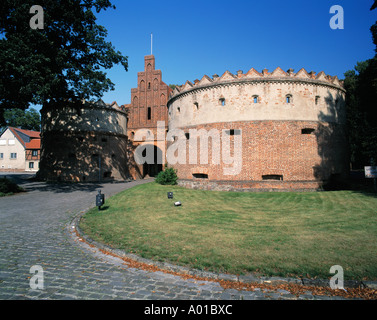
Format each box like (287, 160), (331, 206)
(167, 67), (348, 191)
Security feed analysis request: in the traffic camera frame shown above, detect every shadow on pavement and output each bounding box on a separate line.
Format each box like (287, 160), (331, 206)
(0, 172), (141, 194)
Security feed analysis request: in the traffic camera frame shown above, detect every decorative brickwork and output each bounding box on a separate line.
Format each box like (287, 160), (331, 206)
(125, 55), (172, 179)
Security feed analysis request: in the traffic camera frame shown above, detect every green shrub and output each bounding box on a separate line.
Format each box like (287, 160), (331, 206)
(155, 168), (178, 185)
(0, 178), (24, 196)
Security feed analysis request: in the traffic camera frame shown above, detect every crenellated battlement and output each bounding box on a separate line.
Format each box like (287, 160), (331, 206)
(169, 67), (344, 101)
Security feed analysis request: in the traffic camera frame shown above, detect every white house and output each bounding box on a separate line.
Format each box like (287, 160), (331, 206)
(0, 127), (41, 172)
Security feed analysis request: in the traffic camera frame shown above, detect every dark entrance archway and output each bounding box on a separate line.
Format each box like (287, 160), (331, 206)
(140, 144), (163, 178)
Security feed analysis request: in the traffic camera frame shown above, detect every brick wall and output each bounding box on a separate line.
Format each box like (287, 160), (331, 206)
(167, 120), (348, 191)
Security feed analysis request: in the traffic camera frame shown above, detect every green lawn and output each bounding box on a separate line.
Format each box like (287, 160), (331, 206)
(79, 182), (377, 280)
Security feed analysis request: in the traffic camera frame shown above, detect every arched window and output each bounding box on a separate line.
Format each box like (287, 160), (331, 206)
(133, 96), (138, 107)
(140, 80), (145, 91)
(154, 78), (159, 91)
(219, 98), (225, 106)
(253, 95), (259, 104)
(286, 94), (292, 104)
(160, 94), (166, 106)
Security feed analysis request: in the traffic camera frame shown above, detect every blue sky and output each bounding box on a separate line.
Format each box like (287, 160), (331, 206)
(36, 0), (377, 110)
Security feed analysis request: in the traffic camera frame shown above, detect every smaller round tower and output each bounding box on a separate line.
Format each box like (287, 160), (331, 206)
(38, 100), (129, 182)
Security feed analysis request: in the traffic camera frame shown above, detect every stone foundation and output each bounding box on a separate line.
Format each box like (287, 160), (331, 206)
(178, 179), (323, 192)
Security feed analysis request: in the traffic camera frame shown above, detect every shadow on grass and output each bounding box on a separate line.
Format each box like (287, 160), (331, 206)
(322, 171), (377, 198)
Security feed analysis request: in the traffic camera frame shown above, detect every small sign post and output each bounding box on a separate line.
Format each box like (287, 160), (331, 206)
(365, 166), (377, 192)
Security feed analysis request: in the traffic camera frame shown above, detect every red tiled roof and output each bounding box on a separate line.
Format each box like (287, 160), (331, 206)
(25, 139), (41, 149)
(7, 127), (41, 150)
(12, 127), (40, 139)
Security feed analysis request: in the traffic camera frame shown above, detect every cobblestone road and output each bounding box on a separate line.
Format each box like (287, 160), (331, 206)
(0, 174), (359, 300)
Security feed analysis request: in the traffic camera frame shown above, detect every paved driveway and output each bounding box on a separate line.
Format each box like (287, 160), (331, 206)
(0, 174), (351, 300)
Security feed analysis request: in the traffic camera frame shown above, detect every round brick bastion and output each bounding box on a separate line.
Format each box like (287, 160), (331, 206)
(166, 67), (348, 191)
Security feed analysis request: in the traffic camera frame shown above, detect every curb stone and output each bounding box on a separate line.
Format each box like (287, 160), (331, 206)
(71, 210), (377, 292)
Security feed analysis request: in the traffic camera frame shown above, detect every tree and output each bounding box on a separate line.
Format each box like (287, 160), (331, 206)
(0, 0), (128, 125)
(343, 4), (377, 169)
(2, 108), (41, 131)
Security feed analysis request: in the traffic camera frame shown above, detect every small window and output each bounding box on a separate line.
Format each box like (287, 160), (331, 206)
(193, 173), (208, 179)
(194, 102), (199, 110)
(225, 129), (241, 136)
(302, 128), (315, 135)
(262, 175), (283, 181)
(253, 95), (259, 104)
(286, 94), (292, 104)
(219, 98), (225, 106)
(147, 107), (151, 120)
(10, 153), (17, 159)
(29, 162), (34, 169)
(148, 82), (151, 90)
(177, 107), (180, 113)
(185, 133), (190, 140)
(315, 96), (320, 105)
(0, 153), (3, 159)
(32, 150), (38, 157)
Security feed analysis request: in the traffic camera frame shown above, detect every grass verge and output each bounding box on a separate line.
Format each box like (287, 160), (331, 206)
(79, 182), (377, 280)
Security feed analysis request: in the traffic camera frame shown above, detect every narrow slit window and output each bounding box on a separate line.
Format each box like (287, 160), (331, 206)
(262, 175), (283, 181)
(315, 96), (320, 105)
(194, 102), (199, 110)
(286, 94), (292, 104)
(185, 133), (190, 140)
(253, 95), (259, 104)
(219, 98), (225, 106)
(301, 128), (315, 135)
(147, 107), (151, 120)
(193, 173), (208, 179)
